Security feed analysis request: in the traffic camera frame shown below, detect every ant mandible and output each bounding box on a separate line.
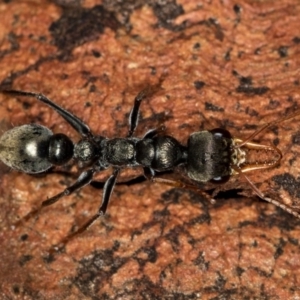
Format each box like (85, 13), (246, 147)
(0, 88), (299, 251)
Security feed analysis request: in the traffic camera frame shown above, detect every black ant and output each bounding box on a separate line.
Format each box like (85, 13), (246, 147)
(0, 88), (299, 252)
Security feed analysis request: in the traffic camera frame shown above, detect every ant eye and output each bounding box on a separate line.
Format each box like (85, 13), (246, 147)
(210, 175), (230, 184)
(210, 128), (232, 139)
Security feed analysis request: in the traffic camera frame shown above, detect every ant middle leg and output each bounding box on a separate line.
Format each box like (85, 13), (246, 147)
(49, 168), (120, 253)
(127, 79), (166, 138)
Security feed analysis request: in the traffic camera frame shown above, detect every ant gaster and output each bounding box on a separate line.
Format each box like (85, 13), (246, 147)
(0, 88), (299, 251)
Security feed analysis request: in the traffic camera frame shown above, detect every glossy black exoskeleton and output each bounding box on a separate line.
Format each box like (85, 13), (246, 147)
(0, 88), (299, 251)
(0, 89), (188, 218)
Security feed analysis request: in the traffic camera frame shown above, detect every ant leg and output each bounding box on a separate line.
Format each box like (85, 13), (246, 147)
(15, 168), (96, 225)
(99, 168), (120, 214)
(143, 167), (215, 204)
(2, 90), (92, 138)
(90, 174), (147, 189)
(127, 73), (167, 137)
(143, 167), (156, 179)
(127, 88), (151, 137)
(232, 165), (300, 219)
(49, 168), (120, 253)
(152, 177), (216, 205)
(143, 124), (166, 139)
(263, 196), (300, 219)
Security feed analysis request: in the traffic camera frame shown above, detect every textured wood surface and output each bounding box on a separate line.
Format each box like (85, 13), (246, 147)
(0, 1), (300, 299)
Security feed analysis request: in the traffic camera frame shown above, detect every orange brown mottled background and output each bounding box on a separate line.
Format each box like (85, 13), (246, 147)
(0, 0), (300, 299)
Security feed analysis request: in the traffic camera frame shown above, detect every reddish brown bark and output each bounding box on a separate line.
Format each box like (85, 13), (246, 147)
(0, 1), (300, 299)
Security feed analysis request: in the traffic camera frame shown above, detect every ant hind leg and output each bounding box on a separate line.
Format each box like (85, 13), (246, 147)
(15, 168), (96, 226)
(2, 90), (92, 138)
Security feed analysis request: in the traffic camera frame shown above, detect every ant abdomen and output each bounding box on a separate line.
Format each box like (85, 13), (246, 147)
(0, 124), (73, 173)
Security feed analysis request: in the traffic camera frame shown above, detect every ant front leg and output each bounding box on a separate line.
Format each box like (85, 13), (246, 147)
(2, 90), (92, 138)
(143, 167), (216, 205)
(232, 165), (300, 220)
